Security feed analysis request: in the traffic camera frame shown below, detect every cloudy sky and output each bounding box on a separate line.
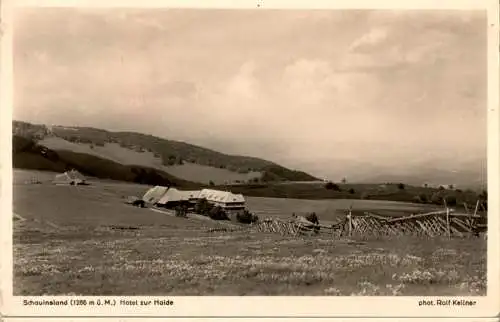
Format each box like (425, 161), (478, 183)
(13, 8), (487, 179)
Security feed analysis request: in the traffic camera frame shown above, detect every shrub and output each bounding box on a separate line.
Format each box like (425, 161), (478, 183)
(236, 210), (259, 224)
(419, 193), (429, 203)
(208, 206), (229, 221)
(430, 193), (443, 205)
(348, 188), (356, 194)
(163, 158), (176, 166)
(305, 212), (319, 225)
(132, 199), (145, 208)
(443, 195), (457, 207)
(325, 182), (341, 191)
(412, 196), (423, 204)
(175, 206), (188, 218)
(304, 212), (320, 234)
(209, 180), (215, 186)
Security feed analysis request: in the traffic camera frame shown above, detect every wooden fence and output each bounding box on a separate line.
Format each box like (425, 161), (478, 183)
(253, 202), (486, 238)
(344, 210), (483, 238)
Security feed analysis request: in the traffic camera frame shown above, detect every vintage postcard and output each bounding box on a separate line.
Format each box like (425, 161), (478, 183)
(1, 0), (498, 319)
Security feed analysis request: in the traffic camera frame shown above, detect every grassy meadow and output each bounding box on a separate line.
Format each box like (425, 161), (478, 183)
(39, 137), (262, 185)
(12, 170), (486, 296)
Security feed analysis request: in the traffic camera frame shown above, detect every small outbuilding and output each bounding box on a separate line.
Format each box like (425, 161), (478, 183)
(53, 169), (87, 185)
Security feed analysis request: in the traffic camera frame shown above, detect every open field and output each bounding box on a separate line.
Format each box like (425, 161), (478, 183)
(14, 169), (440, 225)
(246, 196), (441, 223)
(12, 170), (487, 295)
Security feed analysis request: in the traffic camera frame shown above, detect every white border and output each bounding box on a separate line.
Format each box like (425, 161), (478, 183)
(1, 0), (499, 318)
(9, 0), (494, 9)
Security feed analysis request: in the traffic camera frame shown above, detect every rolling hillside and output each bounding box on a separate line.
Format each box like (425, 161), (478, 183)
(12, 135), (201, 189)
(13, 121), (320, 185)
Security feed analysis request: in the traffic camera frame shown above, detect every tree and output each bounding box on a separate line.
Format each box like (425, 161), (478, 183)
(236, 210), (259, 224)
(209, 180), (215, 186)
(397, 183), (405, 190)
(341, 177), (347, 184)
(348, 188), (356, 194)
(195, 198), (213, 215)
(444, 195), (457, 207)
(208, 206), (229, 221)
(448, 184), (454, 190)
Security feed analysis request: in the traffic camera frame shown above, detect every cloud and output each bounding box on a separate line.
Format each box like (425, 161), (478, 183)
(226, 61), (258, 100)
(282, 59), (334, 106)
(13, 8), (487, 177)
(348, 27), (389, 52)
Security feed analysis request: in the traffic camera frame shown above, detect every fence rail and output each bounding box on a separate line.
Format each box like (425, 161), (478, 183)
(253, 206), (486, 239)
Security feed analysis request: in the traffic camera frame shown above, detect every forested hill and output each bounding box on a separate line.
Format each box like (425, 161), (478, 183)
(12, 120), (320, 183)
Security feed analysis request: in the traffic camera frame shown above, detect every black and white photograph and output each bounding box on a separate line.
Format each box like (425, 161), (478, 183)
(3, 0), (498, 310)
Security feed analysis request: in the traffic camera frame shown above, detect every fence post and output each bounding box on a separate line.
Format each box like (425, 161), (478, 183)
(444, 199), (450, 238)
(446, 207), (451, 238)
(464, 202), (472, 231)
(348, 209), (352, 237)
(472, 199), (479, 232)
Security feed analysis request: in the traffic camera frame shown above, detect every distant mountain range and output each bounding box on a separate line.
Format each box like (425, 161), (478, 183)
(263, 151), (486, 191)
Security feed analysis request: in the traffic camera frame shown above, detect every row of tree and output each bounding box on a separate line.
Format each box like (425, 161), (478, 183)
(193, 198), (259, 223)
(324, 182), (356, 194)
(412, 190), (488, 210)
